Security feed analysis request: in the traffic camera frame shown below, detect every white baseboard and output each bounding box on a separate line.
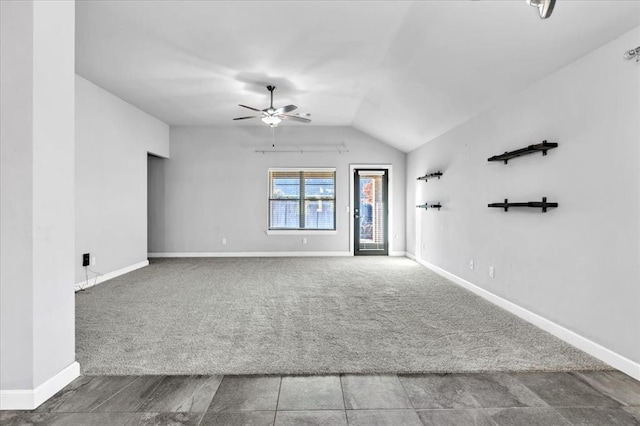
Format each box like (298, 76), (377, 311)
(75, 260), (149, 291)
(149, 251), (410, 258)
(148, 251), (352, 258)
(414, 258), (640, 381)
(0, 361), (80, 410)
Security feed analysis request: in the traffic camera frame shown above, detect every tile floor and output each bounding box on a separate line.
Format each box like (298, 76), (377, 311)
(1, 371), (639, 425)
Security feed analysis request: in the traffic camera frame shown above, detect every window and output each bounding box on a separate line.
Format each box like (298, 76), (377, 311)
(269, 169), (336, 231)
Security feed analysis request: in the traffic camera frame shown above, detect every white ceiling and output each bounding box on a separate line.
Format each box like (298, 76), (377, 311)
(76, 1), (639, 152)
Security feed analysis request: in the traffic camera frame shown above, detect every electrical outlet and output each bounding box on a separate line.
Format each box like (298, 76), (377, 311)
(489, 266), (495, 278)
(82, 253), (90, 267)
(222, 238), (227, 245)
(302, 237), (307, 244)
(91, 256), (96, 266)
(469, 260), (474, 270)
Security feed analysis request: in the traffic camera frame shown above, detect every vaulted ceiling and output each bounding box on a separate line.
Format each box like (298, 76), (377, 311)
(76, 1), (639, 152)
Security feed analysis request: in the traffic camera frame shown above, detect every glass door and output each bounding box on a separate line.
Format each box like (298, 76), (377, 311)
(354, 169), (388, 255)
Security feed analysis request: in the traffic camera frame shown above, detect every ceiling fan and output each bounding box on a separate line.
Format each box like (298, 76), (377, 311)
(233, 85), (311, 128)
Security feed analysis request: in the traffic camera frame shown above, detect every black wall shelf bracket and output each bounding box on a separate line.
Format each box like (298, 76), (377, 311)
(417, 171), (443, 181)
(488, 141), (558, 164)
(416, 203), (442, 210)
(488, 197), (558, 213)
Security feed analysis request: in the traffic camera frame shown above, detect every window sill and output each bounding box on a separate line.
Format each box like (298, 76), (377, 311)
(266, 230), (338, 236)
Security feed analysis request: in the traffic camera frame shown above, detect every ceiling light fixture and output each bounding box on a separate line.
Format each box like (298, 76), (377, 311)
(261, 116), (282, 127)
(527, 0), (555, 19)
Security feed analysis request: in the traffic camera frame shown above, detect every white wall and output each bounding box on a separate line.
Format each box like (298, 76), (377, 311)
(1, 0), (35, 391)
(75, 76), (169, 285)
(32, 0), (77, 389)
(407, 27), (640, 370)
(1, 0), (77, 406)
(149, 126), (406, 255)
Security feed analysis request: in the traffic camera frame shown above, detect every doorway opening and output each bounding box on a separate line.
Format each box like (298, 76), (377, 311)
(353, 168), (388, 255)
(147, 153), (166, 256)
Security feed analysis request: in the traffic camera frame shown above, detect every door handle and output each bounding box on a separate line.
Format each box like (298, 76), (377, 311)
(354, 214), (360, 219)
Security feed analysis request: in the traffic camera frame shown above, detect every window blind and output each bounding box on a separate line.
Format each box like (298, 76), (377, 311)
(269, 169), (336, 230)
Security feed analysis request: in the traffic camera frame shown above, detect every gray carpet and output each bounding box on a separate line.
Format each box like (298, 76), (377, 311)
(76, 257), (608, 375)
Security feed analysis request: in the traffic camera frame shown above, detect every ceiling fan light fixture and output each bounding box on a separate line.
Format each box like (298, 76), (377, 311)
(262, 116), (282, 127)
(527, 0), (555, 19)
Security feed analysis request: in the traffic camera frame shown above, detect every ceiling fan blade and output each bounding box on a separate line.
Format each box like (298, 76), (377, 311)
(527, 0), (555, 19)
(540, 0), (555, 19)
(274, 104), (297, 114)
(239, 104), (262, 112)
(280, 114), (311, 123)
(232, 116), (258, 120)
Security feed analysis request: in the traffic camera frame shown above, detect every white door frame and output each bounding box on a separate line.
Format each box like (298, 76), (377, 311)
(349, 164), (393, 256)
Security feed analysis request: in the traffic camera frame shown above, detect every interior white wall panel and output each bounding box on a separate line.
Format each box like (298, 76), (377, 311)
(406, 27), (640, 366)
(149, 126), (406, 255)
(75, 76), (170, 285)
(1, 0), (77, 407)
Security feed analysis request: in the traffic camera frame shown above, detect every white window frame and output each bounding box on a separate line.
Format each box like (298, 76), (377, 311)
(266, 167), (338, 235)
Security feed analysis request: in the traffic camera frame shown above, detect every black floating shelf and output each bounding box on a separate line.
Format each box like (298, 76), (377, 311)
(488, 141), (558, 164)
(488, 197), (558, 213)
(416, 203), (442, 210)
(417, 171), (443, 181)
